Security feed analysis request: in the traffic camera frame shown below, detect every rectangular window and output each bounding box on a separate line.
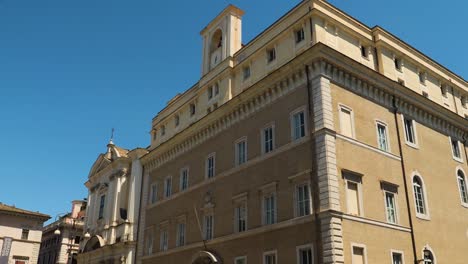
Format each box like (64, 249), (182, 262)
(344, 171), (363, 216)
(208, 86), (213, 99)
(376, 122), (389, 151)
(161, 125), (166, 136)
(339, 106), (354, 138)
(180, 168), (189, 191)
(190, 103), (196, 116)
(214, 83), (219, 95)
(146, 232), (153, 255)
(176, 222), (185, 247)
(267, 48), (276, 63)
(263, 194), (276, 225)
(352, 246), (366, 264)
(347, 181), (360, 215)
(264, 251), (277, 264)
(262, 126), (274, 154)
(150, 183), (158, 204)
(164, 177), (172, 198)
(235, 138), (247, 166)
(175, 114), (179, 127)
(235, 256), (247, 264)
(394, 57), (402, 71)
(295, 28), (305, 43)
(419, 71), (426, 84)
(234, 202), (247, 233)
(203, 215), (214, 240)
(292, 110), (306, 140)
(160, 229), (168, 251)
(360, 45), (368, 58)
(451, 138), (462, 160)
(403, 117), (417, 145)
(297, 246), (313, 264)
(98, 195), (106, 219)
(21, 229), (29, 240)
(296, 184), (311, 217)
(385, 191), (398, 224)
(243, 66), (251, 81)
(206, 154), (216, 179)
(392, 252), (403, 264)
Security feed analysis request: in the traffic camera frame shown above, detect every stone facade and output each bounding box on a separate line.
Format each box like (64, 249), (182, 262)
(39, 200), (86, 264)
(77, 141), (147, 264)
(0, 204), (50, 264)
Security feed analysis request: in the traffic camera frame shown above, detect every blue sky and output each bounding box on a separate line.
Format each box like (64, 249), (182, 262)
(0, 0), (466, 223)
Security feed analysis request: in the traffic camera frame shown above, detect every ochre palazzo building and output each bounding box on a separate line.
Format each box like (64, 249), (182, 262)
(136, 1), (467, 264)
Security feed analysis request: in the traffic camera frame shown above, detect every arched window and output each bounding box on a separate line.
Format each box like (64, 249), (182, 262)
(423, 249), (435, 264)
(210, 29), (223, 52)
(413, 176), (427, 216)
(457, 170), (468, 204)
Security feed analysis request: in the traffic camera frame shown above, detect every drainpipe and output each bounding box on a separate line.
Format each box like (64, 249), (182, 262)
(305, 65), (324, 264)
(391, 97), (419, 264)
(134, 166), (145, 264)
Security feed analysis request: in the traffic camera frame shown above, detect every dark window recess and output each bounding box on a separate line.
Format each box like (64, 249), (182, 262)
(119, 208), (128, 220)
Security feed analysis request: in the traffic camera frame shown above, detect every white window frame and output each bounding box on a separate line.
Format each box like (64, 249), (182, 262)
(261, 122), (275, 155)
(159, 227), (168, 252)
(295, 182), (312, 218)
(203, 214), (214, 240)
(176, 222), (186, 247)
(343, 171), (364, 217)
(150, 182), (158, 204)
(145, 229), (153, 255)
(205, 153), (216, 179)
(263, 250), (278, 264)
(390, 249), (405, 264)
(163, 176), (172, 199)
(296, 243), (314, 264)
(234, 256), (247, 264)
(262, 192), (277, 225)
(290, 106), (308, 141)
(98, 194), (106, 220)
(375, 120), (390, 152)
(338, 104), (356, 138)
(294, 27), (305, 44)
(449, 137), (463, 162)
(383, 189), (399, 224)
(242, 65), (251, 81)
(234, 201), (248, 233)
(456, 168), (468, 207)
(235, 137), (248, 166)
(411, 173), (430, 220)
(266, 46), (276, 64)
(402, 115), (418, 148)
(421, 245), (436, 264)
(179, 167), (189, 192)
(350, 243), (368, 264)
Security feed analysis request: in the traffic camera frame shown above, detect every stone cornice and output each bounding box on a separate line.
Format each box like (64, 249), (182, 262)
(310, 44), (467, 140)
(142, 43), (467, 173)
(142, 58), (308, 172)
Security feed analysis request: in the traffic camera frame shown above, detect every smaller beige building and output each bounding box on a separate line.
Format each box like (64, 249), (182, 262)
(39, 200), (86, 264)
(0, 203), (50, 264)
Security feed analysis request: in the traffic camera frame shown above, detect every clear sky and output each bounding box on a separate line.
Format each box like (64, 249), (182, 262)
(0, 0), (466, 223)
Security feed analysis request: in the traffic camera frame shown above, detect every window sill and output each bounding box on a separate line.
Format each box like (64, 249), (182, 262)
(461, 203), (468, 209)
(452, 156), (464, 163)
(415, 213), (430, 221)
(404, 141), (419, 150)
